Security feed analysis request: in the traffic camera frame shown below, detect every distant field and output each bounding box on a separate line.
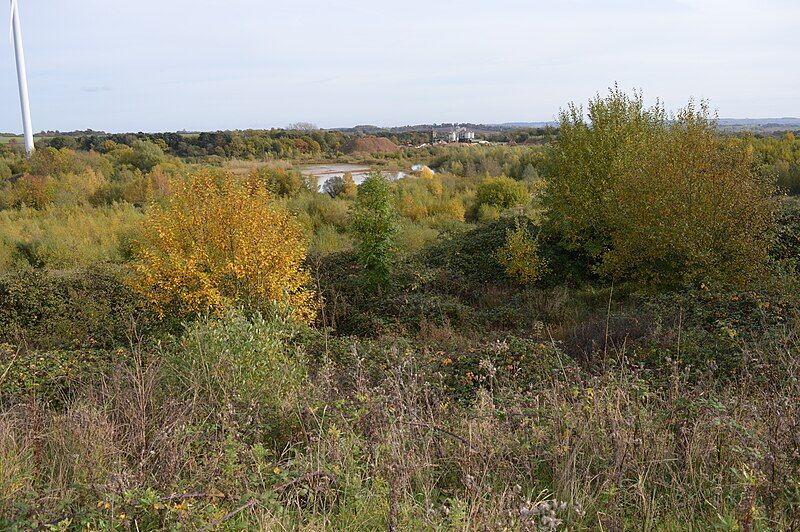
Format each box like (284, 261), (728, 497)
(0, 135), (56, 145)
(221, 158), (270, 176)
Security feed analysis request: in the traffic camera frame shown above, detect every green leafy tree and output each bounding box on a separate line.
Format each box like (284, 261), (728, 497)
(121, 140), (166, 173)
(475, 176), (530, 209)
(349, 172), (398, 289)
(544, 87), (663, 260)
(544, 88), (776, 289)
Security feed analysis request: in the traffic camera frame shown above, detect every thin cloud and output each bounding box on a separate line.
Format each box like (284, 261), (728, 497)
(80, 86), (112, 93)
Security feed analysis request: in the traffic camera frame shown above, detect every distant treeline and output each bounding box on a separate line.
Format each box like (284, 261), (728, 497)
(45, 130), (350, 159)
(28, 126), (556, 159)
(9, 125), (798, 195)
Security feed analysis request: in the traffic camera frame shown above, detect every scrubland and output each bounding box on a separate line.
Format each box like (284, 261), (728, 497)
(1, 90), (799, 530)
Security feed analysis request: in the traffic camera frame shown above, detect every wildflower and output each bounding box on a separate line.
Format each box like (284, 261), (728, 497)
(273, 466), (281, 475)
(479, 358), (497, 379)
(490, 339), (509, 354)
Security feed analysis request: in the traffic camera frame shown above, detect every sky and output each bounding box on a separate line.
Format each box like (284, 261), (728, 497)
(0, 0), (798, 133)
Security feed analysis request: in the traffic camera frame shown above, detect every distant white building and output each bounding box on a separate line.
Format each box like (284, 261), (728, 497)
(449, 127), (475, 142)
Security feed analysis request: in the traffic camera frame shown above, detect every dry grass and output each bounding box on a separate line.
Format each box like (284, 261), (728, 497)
(1, 312), (798, 530)
(221, 158), (274, 176)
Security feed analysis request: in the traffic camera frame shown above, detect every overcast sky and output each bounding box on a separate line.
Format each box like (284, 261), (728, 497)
(0, 0), (798, 133)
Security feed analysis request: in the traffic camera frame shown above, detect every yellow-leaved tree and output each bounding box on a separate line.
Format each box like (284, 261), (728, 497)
(496, 220), (547, 285)
(130, 169), (316, 322)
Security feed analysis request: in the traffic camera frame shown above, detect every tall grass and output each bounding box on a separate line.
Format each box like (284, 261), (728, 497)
(1, 310), (797, 529)
(0, 203), (143, 270)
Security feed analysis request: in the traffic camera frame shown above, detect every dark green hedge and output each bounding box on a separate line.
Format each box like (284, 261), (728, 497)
(0, 265), (161, 350)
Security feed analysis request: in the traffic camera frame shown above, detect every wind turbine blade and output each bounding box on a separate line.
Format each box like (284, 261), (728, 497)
(8, 0), (16, 44)
(10, 0), (34, 155)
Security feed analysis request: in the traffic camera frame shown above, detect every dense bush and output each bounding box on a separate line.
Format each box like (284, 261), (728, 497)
(430, 144), (546, 179)
(117, 140), (166, 172)
(1, 175), (52, 209)
(90, 166), (174, 207)
(310, 224), (353, 255)
(752, 132), (800, 195)
(130, 169), (316, 322)
(430, 197), (466, 222)
(27, 147), (112, 180)
(0, 344), (115, 405)
(0, 170), (110, 209)
(638, 286), (799, 378)
(772, 199), (800, 269)
(0, 145), (181, 210)
(545, 89), (776, 290)
(251, 164), (311, 198)
(289, 193), (350, 232)
(0, 265), (156, 350)
(349, 173), (398, 289)
(425, 217), (532, 284)
(475, 175), (530, 209)
(496, 221), (547, 285)
(0, 160), (11, 181)
(165, 309), (307, 442)
(395, 220), (439, 253)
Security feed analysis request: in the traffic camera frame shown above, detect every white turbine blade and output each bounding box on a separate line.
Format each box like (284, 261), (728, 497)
(8, 0), (16, 43)
(10, 0), (34, 154)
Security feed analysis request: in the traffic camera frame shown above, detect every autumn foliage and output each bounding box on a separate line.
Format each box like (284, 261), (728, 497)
(545, 89), (776, 289)
(130, 170), (316, 322)
(496, 221), (547, 285)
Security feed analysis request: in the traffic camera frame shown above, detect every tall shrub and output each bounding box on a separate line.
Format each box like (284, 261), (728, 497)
(349, 172), (398, 289)
(475, 176), (530, 209)
(166, 309), (307, 439)
(544, 88), (775, 289)
(496, 221), (547, 285)
(130, 169), (316, 322)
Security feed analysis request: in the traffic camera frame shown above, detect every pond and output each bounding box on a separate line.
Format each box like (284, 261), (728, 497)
(299, 163), (406, 192)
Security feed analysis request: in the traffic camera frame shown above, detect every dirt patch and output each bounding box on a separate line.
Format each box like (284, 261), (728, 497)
(341, 136), (400, 154)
